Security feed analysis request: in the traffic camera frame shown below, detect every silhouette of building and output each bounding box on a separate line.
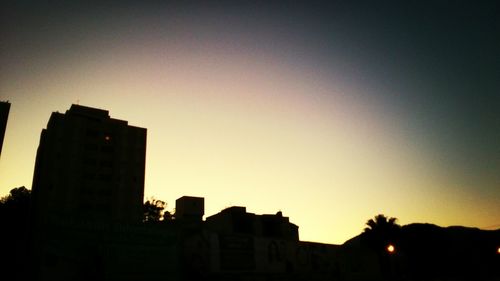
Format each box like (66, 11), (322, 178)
(180, 201), (341, 280)
(0, 101), (10, 157)
(32, 104), (147, 224)
(206, 206), (299, 240)
(176, 196), (204, 222)
(30, 105), (154, 281)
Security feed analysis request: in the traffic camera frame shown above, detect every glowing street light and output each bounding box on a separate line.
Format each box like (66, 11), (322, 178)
(387, 244), (395, 254)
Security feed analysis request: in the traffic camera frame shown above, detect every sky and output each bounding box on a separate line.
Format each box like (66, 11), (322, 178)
(1, 1), (499, 244)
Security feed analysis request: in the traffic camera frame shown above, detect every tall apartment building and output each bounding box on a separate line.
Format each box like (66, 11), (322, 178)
(32, 104), (147, 224)
(0, 101), (10, 157)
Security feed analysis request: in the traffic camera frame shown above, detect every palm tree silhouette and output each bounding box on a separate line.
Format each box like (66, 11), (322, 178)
(363, 214), (401, 279)
(363, 214), (401, 252)
(364, 214), (399, 234)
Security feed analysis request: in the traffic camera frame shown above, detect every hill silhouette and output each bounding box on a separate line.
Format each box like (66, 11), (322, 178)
(341, 223), (499, 281)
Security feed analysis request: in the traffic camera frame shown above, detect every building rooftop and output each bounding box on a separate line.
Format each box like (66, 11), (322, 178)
(67, 104), (110, 119)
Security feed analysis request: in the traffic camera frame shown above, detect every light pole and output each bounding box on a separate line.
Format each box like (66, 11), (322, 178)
(386, 243), (396, 280)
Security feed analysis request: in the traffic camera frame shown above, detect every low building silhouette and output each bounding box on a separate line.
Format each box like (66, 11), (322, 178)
(179, 202), (340, 281)
(206, 206), (299, 240)
(176, 196), (205, 222)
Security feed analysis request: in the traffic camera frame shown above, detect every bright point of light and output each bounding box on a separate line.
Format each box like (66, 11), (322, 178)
(497, 247), (500, 254)
(387, 244), (395, 254)
(105, 136), (111, 141)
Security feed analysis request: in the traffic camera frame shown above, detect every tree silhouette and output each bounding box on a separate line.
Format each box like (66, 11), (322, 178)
(362, 214), (401, 251)
(163, 209), (174, 221)
(364, 214), (400, 234)
(143, 198), (172, 222)
(0, 186), (32, 223)
(0, 187), (33, 281)
(362, 214), (401, 279)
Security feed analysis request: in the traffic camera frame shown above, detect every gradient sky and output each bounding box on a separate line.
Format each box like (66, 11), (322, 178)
(1, 1), (499, 244)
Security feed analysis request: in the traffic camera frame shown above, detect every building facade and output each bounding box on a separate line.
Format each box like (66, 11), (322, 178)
(181, 204), (341, 281)
(0, 101), (10, 158)
(32, 104), (147, 224)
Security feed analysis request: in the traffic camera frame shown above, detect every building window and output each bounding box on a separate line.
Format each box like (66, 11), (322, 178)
(101, 146), (114, 153)
(100, 160), (113, 167)
(98, 174), (113, 181)
(84, 143), (98, 151)
(86, 129), (99, 137)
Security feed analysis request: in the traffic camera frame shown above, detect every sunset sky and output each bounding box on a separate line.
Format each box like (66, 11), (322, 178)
(1, 1), (499, 244)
